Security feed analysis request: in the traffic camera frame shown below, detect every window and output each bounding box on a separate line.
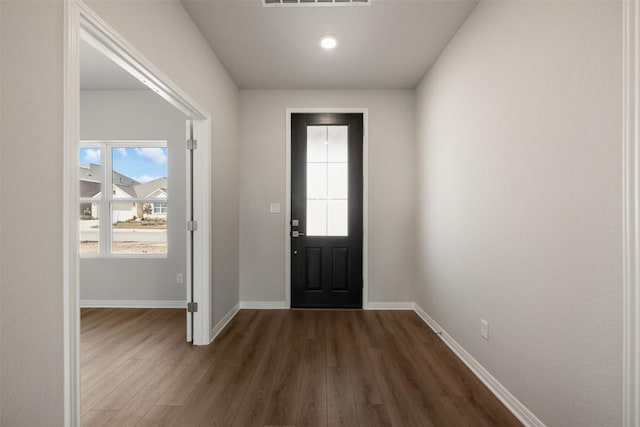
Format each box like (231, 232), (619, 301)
(79, 141), (168, 256)
(306, 125), (349, 236)
(153, 202), (167, 214)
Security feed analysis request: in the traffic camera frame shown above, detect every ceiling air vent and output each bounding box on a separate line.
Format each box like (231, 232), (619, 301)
(263, 0), (370, 6)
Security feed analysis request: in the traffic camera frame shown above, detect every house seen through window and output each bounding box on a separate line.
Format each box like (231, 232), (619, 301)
(79, 142), (168, 256)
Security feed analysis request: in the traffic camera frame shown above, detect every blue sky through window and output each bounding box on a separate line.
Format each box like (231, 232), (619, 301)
(80, 146), (168, 184)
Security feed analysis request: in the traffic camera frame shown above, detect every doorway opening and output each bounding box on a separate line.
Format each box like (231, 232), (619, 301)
(64, 1), (212, 423)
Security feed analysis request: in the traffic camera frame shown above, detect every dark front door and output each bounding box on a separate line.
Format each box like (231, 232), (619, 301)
(291, 113), (363, 308)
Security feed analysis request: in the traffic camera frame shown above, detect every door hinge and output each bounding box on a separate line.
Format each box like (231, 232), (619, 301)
(187, 302), (198, 313)
(187, 139), (198, 150)
(187, 220), (198, 231)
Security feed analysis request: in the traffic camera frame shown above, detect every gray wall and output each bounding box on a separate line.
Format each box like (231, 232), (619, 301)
(239, 90), (415, 304)
(414, 1), (622, 425)
(0, 1), (239, 424)
(86, 0), (241, 331)
(80, 90), (187, 303)
(1, 1), (65, 425)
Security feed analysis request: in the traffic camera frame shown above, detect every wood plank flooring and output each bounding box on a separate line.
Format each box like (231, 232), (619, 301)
(81, 308), (522, 427)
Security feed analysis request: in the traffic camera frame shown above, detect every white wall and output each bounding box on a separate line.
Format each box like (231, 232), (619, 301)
(239, 90), (415, 304)
(414, 1), (622, 425)
(80, 90), (187, 303)
(0, 1), (239, 423)
(1, 1), (65, 424)
(86, 0), (240, 330)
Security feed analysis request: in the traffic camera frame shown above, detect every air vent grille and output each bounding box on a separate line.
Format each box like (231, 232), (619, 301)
(263, 0), (370, 6)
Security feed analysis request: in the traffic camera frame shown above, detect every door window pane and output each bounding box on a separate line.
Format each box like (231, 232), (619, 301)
(306, 125), (349, 236)
(307, 200), (327, 236)
(327, 163), (348, 199)
(328, 126), (348, 162)
(307, 163), (327, 199)
(307, 126), (328, 162)
(111, 203), (167, 254)
(328, 200), (348, 236)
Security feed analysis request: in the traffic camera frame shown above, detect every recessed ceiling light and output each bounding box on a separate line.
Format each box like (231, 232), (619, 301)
(320, 35), (337, 50)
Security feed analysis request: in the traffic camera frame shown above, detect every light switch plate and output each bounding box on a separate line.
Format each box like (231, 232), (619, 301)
(480, 319), (489, 340)
(270, 203), (281, 214)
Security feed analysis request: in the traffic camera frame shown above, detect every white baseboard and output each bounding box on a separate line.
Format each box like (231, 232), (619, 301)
(80, 299), (186, 308)
(413, 304), (545, 427)
(366, 301), (415, 310)
(209, 303), (240, 344)
(239, 301), (288, 309)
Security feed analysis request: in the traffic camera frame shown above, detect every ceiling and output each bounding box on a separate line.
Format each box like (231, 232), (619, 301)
(182, 0), (478, 90)
(80, 38), (148, 90)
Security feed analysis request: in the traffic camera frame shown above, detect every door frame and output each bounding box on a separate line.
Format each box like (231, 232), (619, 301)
(285, 108), (369, 309)
(623, 0), (640, 425)
(64, 1), (213, 424)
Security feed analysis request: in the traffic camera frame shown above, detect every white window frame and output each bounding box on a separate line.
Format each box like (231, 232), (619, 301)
(79, 140), (168, 259)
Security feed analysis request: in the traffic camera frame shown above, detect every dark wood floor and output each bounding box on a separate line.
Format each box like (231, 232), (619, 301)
(81, 308), (521, 427)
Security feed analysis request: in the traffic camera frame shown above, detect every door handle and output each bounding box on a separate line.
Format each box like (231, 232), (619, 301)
(291, 231), (305, 238)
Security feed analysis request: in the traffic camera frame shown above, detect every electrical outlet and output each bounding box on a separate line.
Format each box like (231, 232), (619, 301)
(480, 319), (489, 340)
(176, 274), (184, 284)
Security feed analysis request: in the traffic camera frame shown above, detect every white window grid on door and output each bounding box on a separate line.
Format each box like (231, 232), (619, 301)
(306, 125), (349, 236)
